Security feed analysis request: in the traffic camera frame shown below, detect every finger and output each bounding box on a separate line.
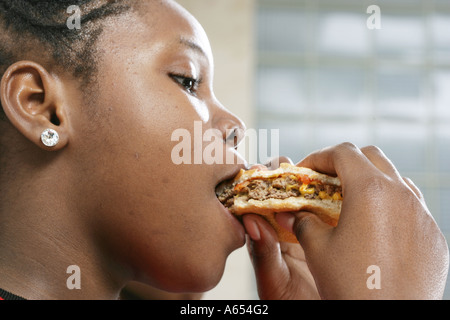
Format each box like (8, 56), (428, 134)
(265, 156), (294, 170)
(249, 164), (268, 171)
(245, 235), (254, 264)
(243, 214), (281, 258)
(242, 215), (290, 292)
(297, 142), (378, 186)
(403, 177), (426, 203)
(276, 212), (332, 254)
(360, 145), (402, 179)
(250, 156), (293, 172)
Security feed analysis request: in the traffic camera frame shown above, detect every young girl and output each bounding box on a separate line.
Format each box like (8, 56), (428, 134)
(0, 0), (448, 300)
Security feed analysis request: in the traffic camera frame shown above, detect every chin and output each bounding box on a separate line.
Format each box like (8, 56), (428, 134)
(157, 256), (227, 294)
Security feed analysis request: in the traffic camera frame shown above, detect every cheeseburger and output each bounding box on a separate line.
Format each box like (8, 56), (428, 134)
(216, 163), (343, 243)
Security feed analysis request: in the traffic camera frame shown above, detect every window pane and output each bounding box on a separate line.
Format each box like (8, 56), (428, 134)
(376, 68), (425, 119)
(437, 125), (450, 173)
(432, 14), (450, 49)
(258, 8), (308, 53)
(432, 15), (450, 64)
(434, 72), (450, 119)
(314, 67), (366, 117)
(257, 67), (306, 114)
(317, 12), (369, 56)
(440, 189), (450, 233)
(311, 122), (369, 150)
(375, 122), (428, 173)
(375, 0), (423, 4)
(257, 121), (313, 163)
(375, 15), (425, 60)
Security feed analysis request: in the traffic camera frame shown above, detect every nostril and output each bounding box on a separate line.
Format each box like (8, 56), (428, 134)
(214, 110), (246, 148)
(225, 127), (244, 149)
(235, 127), (246, 148)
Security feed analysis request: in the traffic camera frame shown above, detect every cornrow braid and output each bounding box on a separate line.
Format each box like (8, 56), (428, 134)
(0, 0), (133, 121)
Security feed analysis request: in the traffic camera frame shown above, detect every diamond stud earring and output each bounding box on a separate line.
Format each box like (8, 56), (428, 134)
(40, 128), (59, 147)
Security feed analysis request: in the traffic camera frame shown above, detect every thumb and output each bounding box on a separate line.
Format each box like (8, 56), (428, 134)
(242, 214), (291, 298)
(276, 212), (332, 252)
(243, 214), (283, 268)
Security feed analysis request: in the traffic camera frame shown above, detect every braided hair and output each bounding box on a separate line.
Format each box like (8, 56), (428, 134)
(0, 0), (132, 121)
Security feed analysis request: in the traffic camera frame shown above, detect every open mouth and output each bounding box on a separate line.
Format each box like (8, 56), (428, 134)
(214, 166), (247, 242)
(214, 166), (246, 200)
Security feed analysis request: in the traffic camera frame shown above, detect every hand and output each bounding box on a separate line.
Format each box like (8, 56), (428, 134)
(274, 143), (449, 300)
(244, 215), (320, 300)
(243, 157), (320, 300)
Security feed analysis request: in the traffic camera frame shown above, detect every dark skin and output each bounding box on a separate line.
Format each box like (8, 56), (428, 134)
(0, 0), (448, 300)
(245, 144), (449, 299)
(0, 0), (247, 299)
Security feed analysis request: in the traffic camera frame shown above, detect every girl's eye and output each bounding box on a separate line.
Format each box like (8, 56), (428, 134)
(170, 74), (200, 96)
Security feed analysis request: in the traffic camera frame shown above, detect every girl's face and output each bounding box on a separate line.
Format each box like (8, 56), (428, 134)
(66, 0), (247, 292)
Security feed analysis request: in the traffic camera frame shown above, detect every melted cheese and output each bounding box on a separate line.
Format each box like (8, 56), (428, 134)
(319, 191), (331, 200)
(332, 192), (343, 201)
(300, 184), (315, 195)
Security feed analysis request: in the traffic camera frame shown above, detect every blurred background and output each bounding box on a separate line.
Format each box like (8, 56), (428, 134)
(176, 0), (450, 300)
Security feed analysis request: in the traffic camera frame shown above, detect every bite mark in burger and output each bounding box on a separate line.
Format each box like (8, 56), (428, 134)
(216, 163), (343, 243)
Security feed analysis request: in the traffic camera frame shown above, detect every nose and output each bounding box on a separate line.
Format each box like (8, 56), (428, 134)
(212, 103), (246, 149)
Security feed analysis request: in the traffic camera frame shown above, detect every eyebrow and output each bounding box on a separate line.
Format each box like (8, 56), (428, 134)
(179, 37), (208, 58)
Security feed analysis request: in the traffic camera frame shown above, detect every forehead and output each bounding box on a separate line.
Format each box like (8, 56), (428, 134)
(124, 0), (213, 61)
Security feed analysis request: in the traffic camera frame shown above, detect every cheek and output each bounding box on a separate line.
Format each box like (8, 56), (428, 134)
(76, 73), (239, 291)
(79, 125), (237, 291)
(94, 171), (234, 292)
(82, 157), (235, 290)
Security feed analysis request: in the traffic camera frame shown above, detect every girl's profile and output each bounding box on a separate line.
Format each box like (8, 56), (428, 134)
(0, 0), (448, 300)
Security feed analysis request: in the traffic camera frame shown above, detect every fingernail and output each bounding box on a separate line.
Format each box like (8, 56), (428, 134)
(243, 216), (261, 241)
(249, 164), (268, 171)
(275, 212), (296, 233)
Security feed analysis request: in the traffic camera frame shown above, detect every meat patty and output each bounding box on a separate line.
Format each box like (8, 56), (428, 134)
(217, 173), (343, 209)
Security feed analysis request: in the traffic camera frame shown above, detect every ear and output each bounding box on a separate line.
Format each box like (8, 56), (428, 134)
(0, 61), (69, 151)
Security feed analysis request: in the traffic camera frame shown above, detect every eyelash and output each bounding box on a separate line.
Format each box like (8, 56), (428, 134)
(170, 74), (201, 96)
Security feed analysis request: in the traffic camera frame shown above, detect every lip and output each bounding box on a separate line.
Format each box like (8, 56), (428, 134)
(215, 165), (247, 246)
(215, 164), (247, 188)
(216, 196), (246, 246)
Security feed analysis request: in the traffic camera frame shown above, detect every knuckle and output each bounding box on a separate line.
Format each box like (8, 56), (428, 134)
(266, 156), (293, 169)
(278, 156), (293, 165)
(331, 142), (360, 159)
(362, 145), (383, 155)
(351, 174), (392, 205)
(338, 142), (359, 151)
(293, 214), (315, 239)
(361, 174), (390, 193)
(327, 142), (360, 166)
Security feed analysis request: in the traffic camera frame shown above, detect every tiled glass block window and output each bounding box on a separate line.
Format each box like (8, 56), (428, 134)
(256, 0), (450, 298)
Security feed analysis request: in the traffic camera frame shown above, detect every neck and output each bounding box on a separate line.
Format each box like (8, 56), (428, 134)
(0, 164), (131, 300)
